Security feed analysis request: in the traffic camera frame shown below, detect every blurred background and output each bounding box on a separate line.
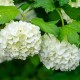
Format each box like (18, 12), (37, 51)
(0, 55), (80, 80)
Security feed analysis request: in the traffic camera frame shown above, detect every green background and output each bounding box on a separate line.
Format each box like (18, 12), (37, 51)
(0, 55), (80, 80)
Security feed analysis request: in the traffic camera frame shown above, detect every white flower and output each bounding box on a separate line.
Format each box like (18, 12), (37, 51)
(0, 21), (41, 62)
(61, 9), (73, 24)
(39, 34), (80, 71)
(69, 0), (80, 8)
(0, 0), (14, 6)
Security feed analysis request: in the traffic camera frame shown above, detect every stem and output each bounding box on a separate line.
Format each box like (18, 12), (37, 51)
(21, 7), (33, 21)
(21, 13), (25, 21)
(56, 8), (64, 27)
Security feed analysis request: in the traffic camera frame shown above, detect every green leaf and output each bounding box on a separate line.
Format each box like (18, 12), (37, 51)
(59, 21), (80, 45)
(31, 18), (59, 37)
(30, 55), (40, 67)
(19, 2), (29, 11)
(33, 0), (55, 13)
(0, 6), (20, 24)
(71, 0), (76, 2)
(48, 9), (60, 21)
(62, 5), (80, 20)
(59, 0), (69, 6)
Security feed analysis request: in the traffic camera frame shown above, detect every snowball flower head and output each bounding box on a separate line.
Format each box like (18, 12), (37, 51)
(0, 21), (41, 62)
(69, 0), (80, 8)
(0, 0), (14, 6)
(39, 34), (80, 71)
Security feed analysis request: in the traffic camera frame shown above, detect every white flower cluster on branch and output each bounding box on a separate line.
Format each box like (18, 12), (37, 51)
(69, 0), (80, 8)
(0, 0), (14, 6)
(39, 34), (80, 71)
(0, 21), (41, 62)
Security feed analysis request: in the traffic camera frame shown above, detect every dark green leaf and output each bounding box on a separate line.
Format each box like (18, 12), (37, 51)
(19, 2), (29, 11)
(71, 0), (76, 2)
(48, 9), (60, 21)
(62, 5), (80, 20)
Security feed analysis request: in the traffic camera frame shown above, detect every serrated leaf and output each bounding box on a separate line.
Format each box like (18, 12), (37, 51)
(62, 5), (80, 20)
(59, 0), (69, 6)
(59, 21), (80, 45)
(33, 0), (55, 13)
(31, 18), (59, 37)
(0, 6), (20, 24)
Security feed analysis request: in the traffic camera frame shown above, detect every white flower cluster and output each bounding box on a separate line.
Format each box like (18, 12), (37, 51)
(69, 0), (80, 8)
(0, 0), (14, 6)
(61, 9), (73, 24)
(0, 21), (41, 62)
(39, 34), (80, 71)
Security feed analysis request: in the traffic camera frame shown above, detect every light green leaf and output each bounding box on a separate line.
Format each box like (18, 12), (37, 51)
(0, 6), (20, 24)
(33, 0), (55, 13)
(59, 21), (80, 45)
(31, 18), (59, 37)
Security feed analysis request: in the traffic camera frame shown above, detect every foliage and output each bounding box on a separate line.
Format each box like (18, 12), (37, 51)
(31, 18), (59, 37)
(32, 0), (55, 13)
(62, 5), (80, 20)
(58, 0), (69, 6)
(0, 6), (20, 24)
(0, 56), (80, 80)
(59, 21), (80, 45)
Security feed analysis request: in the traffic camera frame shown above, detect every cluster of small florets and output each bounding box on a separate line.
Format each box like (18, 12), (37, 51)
(0, 0), (80, 72)
(39, 34), (80, 71)
(69, 0), (80, 8)
(0, 0), (14, 6)
(0, 21), (41, 62)
(0, 21), (80, 71)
